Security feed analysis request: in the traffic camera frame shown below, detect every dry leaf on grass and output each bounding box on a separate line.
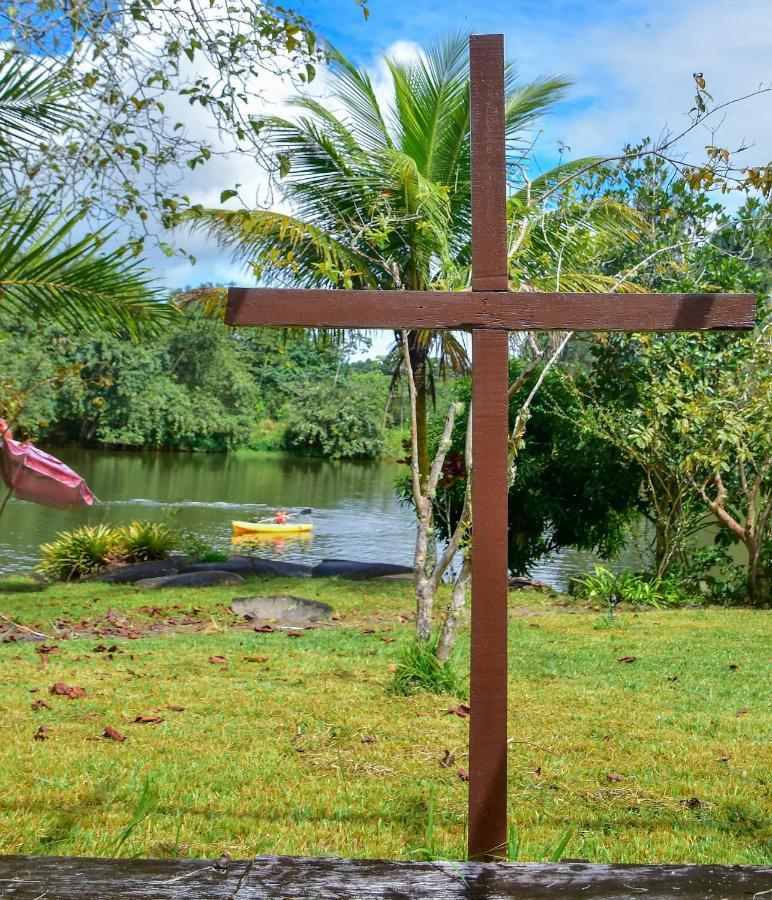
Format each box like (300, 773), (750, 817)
(31, 699), (51, 711)
(617, 656), (637, 664)
(50, 682), (86, 699)
(208, 656), (227, 664)
(447, 704), (471, 719)
(33, 726), (52, 741)
(133, 715), (164, 725)
(102, 726), (126, 742)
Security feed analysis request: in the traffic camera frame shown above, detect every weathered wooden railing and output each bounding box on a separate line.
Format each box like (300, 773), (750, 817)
(0, 855), (769, 898)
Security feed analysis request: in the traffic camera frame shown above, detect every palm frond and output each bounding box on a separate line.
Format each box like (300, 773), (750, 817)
(185, 207), (379, 289)
(0, 53), (78, 160)
(0, 198), (169, 336)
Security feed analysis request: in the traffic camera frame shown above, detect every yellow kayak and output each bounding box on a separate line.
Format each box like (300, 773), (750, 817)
(231, 520), (313, 536)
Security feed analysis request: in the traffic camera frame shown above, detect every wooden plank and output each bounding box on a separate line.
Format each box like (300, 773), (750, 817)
(470, 34), (508, 292)
(241, 857), (772, 899)
(0, 855), (250, 898)
(1, 855), (770, 899)
(468, 329), (510, 860)
(225, 288), (756, 332)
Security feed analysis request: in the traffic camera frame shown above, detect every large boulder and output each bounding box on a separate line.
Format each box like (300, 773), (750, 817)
(182, 557), (312, 578)
(230, 595), (333, 625)
(99, 561), (182, 584)
(134, 571), (245, 589)
(311, 559), (414, 580)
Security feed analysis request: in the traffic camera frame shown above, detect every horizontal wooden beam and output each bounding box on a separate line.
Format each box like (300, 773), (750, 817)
(1, 855), (770, 898)
(226, 288), (755, 332)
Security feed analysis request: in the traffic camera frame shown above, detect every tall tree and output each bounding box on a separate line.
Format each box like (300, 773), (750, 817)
(187, 32), (640, 485)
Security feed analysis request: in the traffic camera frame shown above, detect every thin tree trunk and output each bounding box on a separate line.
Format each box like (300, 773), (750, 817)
(436, 557), (471, 663)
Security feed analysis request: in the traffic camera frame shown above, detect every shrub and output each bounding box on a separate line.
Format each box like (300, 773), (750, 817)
(392, 631), (466, 697)
(38, 520), (179, 581)
(575, 565), (695, 609)
(38, 524), (120, 581)
(115, 521), (175, 562)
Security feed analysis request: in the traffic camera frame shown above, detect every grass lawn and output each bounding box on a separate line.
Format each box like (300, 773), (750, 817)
(0, 576), (770, 864)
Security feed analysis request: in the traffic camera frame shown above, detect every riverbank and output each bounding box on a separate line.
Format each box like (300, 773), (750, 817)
(1, 577), (768, 863)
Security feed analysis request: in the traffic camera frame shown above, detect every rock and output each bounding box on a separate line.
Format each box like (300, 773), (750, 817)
(99, 561), (182, 584)
(311, 559), (414, 580)
(134, 571), (245, 589)
(230, 595), (332, 625)
(182, 557), (312, 578)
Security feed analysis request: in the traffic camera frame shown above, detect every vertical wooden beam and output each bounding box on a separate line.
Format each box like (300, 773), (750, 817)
(469, 328), (510, 860)
(469, 33), (509, 860)
(470, 34), (508, 293)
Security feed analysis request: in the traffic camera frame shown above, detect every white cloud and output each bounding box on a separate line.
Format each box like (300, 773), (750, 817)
(511, 0), (771, 174)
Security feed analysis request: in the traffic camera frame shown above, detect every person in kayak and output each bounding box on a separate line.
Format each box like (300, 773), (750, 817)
(273, 508), (289, 524)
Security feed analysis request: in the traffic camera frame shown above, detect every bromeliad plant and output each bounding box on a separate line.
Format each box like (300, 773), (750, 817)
(38, 521), (176, 581)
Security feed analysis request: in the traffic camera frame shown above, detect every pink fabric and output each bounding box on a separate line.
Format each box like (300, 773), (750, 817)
(0, 420), (95, 509)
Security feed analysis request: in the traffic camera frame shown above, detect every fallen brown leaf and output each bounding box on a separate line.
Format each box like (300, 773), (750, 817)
(167, 705), (185, 712)
(31, 699), (51, 711)
(617, 656), (637, 664)
(447, 704), (471, 719)
(243, 656), (268, 663)
(208, 656), (227, 664)
(253, 624), (276, 633)
(133, 715), (164, 725)
(50, 682), (86, 699)
(102, 726), (126, 742)
(735, 707), (749, 717)
(33, 726), (52, 741)
(360, 628), (376, 635)
(380, 637), (395, 643)
(361, 735), (377, 744)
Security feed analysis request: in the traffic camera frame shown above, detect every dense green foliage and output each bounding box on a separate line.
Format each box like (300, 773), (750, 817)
(403, 360), (643, 576)
(575, 157), (771, 602)
(0, 308), (404, 458)
(283, 373), (388, 459)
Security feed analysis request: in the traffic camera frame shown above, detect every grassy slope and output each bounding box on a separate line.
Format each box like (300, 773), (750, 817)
(0, 577), (769, 864)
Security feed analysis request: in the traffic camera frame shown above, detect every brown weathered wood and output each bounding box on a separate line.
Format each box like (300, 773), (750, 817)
(0, 855), (250, 898)
(470, 35), (508, 292)
(225, 288), (755, 332)
(0, 855), (769, 898)
(469, 328), (510, 860)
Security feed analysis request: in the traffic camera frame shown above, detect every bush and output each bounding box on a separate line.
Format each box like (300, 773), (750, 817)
(115, 521), (175, 562)
(38, 521), (178, 581)
(575, 565), (695, 609)
(392, 631), (466, 697)
(38, 524), (121, 581)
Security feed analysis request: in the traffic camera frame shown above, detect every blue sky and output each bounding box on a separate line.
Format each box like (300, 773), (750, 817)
(160, 0), (770, 304)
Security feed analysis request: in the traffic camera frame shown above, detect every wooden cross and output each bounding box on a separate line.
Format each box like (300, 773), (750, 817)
(226, 34), (755, 860)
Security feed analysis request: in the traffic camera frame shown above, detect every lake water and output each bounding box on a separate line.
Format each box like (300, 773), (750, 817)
(0, 449), (648, 589)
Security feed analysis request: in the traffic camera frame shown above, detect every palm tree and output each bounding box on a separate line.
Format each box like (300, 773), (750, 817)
(0, 53), (169, 337)
(188, 33), (644, 480)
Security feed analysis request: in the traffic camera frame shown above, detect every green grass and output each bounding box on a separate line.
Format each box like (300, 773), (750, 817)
(0, 577), (769, 864)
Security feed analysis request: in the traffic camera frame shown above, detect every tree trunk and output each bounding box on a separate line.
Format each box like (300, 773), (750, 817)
(407, 332), (430, 488)
(436, 557), (471, 663)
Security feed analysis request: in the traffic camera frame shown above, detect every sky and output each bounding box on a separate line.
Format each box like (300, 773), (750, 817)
(153, 0), (770, 356)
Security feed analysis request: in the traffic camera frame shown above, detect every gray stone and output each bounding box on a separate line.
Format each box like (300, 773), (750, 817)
(98, 560), (182, 584)
(182, 557), (313, 578)
(135, 571), (245, 589)
(230, 595), (333, 624)
(311, 559), (414, 580)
